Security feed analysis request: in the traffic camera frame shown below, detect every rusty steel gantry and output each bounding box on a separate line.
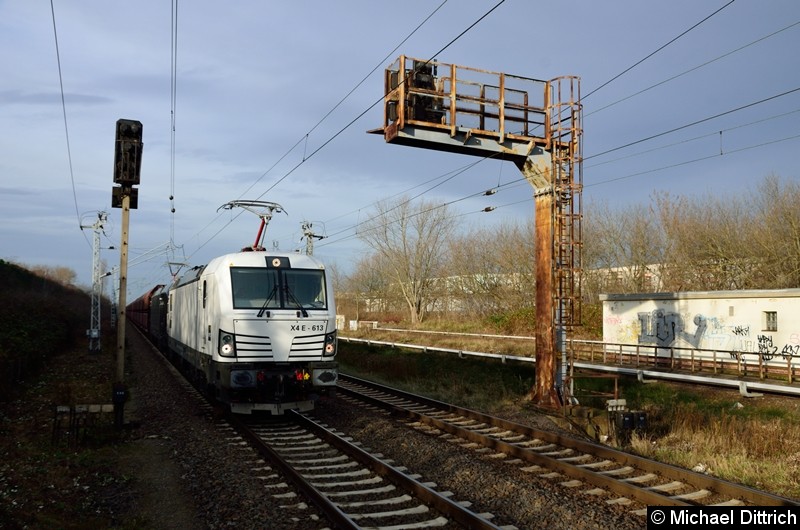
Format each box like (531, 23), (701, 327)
(369, 56), (583, 408)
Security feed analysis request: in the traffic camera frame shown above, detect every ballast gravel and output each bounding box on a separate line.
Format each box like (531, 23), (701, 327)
(125, 327), (646, 529)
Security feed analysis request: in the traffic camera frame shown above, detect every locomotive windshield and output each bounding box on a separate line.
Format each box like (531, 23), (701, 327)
(230, 267), (327, 310)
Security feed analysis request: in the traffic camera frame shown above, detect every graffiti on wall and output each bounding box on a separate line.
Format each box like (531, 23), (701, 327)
(637, 310), (707, 348)
(634, 309), (796, 359)
(730, 334), (797, 362)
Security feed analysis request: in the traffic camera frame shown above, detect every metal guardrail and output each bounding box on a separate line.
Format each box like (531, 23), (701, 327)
(340, 329), (800, 398)
(570, 339), (799, 384)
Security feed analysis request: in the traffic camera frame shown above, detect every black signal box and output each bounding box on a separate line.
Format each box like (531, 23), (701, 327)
(112, 186), (138, 209)
(113, 119), (143, 185)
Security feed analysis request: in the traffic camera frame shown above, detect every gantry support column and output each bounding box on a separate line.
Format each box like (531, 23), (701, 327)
(371, 57), (582, 410)
(533, 190), (560, 407)
(522, 76), (583, 408)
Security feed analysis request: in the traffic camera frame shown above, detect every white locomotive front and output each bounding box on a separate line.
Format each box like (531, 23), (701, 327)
(167, 251), (338, 414)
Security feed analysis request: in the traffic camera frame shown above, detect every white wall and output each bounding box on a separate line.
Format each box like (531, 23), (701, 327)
(600, 289), (800, 363)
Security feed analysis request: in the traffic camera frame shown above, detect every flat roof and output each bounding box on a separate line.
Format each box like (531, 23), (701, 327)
(599, 288), (800, 302)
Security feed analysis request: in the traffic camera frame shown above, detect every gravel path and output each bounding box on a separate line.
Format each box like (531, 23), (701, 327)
(122, 328), (325, 529)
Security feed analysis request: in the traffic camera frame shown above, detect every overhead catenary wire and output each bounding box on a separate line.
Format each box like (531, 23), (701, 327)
(182, 0), (741, 262)
(191, 0), (763, 256)
(284, 1), (746, 252)
(587, 107), (800, 168)
(316, 90), (800, 253)
(314, 92), (800, 252)
(49, 0), (89, 246)
(34, 3), (794, 299)
(315, 129), (800, 252)
(169, 0), (179, 244)
(586, 19), (800, 118)
(185, 0), (454, 256)
(583, 0), (736, 100)
(181, 0), (794, 268)
(259, 2), (513, 250)
(299, 2), (800, 258)
(586, 86), (800, 161)
(184, 0), (506, 259)
(149, 1), (793, 283)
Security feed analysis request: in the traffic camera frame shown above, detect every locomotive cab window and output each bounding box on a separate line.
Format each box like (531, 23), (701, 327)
(231, 267), (279, 309)
(230, 267), (326, 310)
(285, 269), (327, 309)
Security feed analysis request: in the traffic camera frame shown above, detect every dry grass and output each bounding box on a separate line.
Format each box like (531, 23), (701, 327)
(629, 402), (800, 497)
(347, 327), (536, 357)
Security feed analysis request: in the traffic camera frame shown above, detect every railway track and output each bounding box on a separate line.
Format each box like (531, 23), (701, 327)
(141, 326), (511, 528)
(228, 411), (510, 530)
(337, 374), (800, 512)
(140, 327), (798, 527)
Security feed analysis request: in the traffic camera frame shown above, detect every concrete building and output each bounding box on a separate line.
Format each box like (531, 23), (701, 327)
(600, 289), (800, 366)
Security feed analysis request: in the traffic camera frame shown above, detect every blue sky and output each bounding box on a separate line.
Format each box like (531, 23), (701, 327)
(1, 1), (798, 299)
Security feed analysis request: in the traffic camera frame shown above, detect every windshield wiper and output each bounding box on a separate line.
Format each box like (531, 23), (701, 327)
(257, 285), (278, 318)
(284, 286), (308, 318)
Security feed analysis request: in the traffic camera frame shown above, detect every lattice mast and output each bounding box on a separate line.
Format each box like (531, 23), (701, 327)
(301, 221), (325, 256)
(82, 211), (108, 352)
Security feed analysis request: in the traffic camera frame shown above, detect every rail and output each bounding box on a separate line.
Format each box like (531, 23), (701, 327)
(230, 410), (504, 529)
(339, 374), (800, 508)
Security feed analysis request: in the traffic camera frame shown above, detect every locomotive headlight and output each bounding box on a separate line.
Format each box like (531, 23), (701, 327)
(323, 330), (337, 356)
(219, 330), (236, 357)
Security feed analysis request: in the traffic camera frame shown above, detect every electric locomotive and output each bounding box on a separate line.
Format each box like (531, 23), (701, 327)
(130, 200), (338, 414)
(167, 249), (338, 414)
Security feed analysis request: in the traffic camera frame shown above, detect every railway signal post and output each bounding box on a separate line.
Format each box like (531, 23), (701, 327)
(370, 57), (582, 409)
(111, 119), (143, 428)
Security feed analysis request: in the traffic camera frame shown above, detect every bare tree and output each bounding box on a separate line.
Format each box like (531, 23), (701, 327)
(583, 175), (798, 296)
(357, 196), (455, 324)
(30, 265), (78, 287)
(345, 253), (395, 318)
(582, 200), (665, 296)
(447, 218), (536, 317)
(749, 174), (800, 288)
(654, 190), (757, 291)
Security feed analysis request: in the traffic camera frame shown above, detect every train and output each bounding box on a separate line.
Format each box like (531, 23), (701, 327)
(128, 249), (339, 414)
